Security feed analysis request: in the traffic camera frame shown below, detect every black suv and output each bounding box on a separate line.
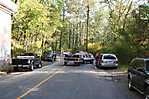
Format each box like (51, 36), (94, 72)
(41, 51), (56, 62)
(12, 53), (42, 71)
(128, 58), (149, 99)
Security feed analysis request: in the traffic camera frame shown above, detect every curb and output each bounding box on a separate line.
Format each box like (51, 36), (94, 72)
(0, 72), (7, 75)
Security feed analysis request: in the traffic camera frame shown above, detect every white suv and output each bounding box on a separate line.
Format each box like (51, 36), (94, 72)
(95, 54), (118, 68)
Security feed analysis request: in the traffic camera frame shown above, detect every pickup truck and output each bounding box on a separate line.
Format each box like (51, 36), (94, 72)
(82, 53), (94, 64)
(12, 53), (42, 71)
(64, 54), (81, 66)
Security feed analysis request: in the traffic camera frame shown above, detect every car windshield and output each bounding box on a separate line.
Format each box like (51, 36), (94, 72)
(103, 55), (116, 59)
(23, 53), (35, 56)
(73, 55), (80, 58)
(64, 54), (71, 57)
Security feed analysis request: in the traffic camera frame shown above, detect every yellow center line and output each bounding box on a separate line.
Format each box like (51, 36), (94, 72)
(17, 66), (65, 99)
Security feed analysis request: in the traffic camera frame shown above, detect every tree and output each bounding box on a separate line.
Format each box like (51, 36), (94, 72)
(12, 0), (63, 56)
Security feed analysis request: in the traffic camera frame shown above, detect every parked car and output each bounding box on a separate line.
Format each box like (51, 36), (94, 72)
(41, 51), (56, 62)
(88, 53), (95, 64)
(75, 52), (94, 64)
(12, 53), (42, 71)
(64, 54), (81, 66)
(73, 53), (84, 63)
(95, 53), (118, 68)
(81, 53), (94, 64)
(128, 58), (149, 99)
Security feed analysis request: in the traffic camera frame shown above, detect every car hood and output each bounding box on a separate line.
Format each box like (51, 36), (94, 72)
(17, 56), (35, 59)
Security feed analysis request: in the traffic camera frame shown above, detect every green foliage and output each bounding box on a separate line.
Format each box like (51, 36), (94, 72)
(12, 0), (149, 66)
(12, 0), (63, 56)
(97, 2), (149, 64)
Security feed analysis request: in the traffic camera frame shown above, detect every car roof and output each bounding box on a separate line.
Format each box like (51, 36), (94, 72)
(133, 57), (149, 61)
(74, 53), (80, 55)
(22, 53), (35, 56)
(101, 53), (116, 56)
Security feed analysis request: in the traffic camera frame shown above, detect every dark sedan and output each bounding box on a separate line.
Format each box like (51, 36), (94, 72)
(128, 57), (149, 99)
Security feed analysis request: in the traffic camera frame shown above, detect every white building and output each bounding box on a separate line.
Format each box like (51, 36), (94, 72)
(0, 0), (18, 66)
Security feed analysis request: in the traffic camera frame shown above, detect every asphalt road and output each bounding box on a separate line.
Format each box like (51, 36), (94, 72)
(0, 62), (143, 99)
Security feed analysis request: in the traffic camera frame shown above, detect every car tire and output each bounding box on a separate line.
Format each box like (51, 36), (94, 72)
(145, 95), (149, 99)
(144, 87), (149, 99)
(90, 60), (93, 64)
(54, 57), (56, 61)
(30, 65), (34, 71)
(38, 63), (42, 68)
(83, 60), (86, 64)
(51, 58), (54, 62)
(64, 62), (67, 65)
(128, 79), (133, 90)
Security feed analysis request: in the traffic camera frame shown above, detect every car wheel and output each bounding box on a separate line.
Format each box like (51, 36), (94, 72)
(38, 63), (42, 68)
(144, 87), (149, 99)
(128, 79), (133, 90)
(54, 57), (56, 61)
(83, 60), (86, 64)
(30, 65), (34, 71)
(64, 62), (67, 65)
(145, 95), (149, 99)
(51, 58), (53, 62)
(90, 60), (93, 64)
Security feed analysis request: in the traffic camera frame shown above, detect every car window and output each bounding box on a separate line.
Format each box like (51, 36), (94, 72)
(130, 59), (136, 67)
(73, 55), (80, 58)
(89, 55), (91, 58)
(131, 59), (144, 70)
(136, 60), (144, 70)
(103, 55), (116, 59)
(64, 54), (70, 57)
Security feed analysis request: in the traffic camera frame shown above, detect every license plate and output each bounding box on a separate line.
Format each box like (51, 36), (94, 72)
(22, 65), (30, 67)
(108, 61), (113, 63)
(69, 61), (74, 64)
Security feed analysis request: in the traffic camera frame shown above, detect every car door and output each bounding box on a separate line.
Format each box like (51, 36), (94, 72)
(129, 59), (138, 86)
(133, 60), (146, 91)
(33, 56), (41, 66)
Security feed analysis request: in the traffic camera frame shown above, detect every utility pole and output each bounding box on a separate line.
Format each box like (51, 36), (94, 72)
(59, 2), (65, 53)
(86, 4), (89, 52)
